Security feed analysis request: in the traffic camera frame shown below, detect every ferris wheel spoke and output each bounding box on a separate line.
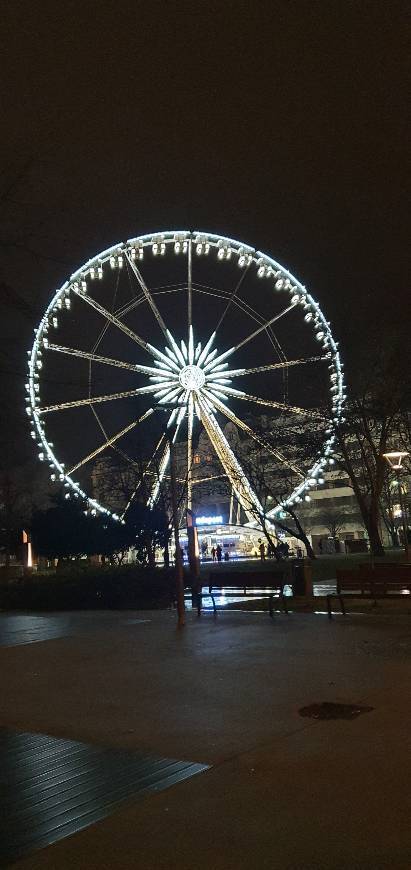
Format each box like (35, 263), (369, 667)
(146, 408), (185, 509)
(114, 291), (145, 319)
(200, 302), (299, 376)
(227, 302), (298, 357)
(125, 252), (169, 339)
(202, 389), (304, 478)
(187, 237), (193, 331)
(214, 260), (252, 333)
(206, 384), (321, 418)
(122, 433), (166, 517)
(195, 396), (265, 524)
(217, 355), (328, 379)
(74, 290), (152, 354)
(67, 409), (154, 475)
(38, 384), (165, 414)
(46, 343), (167, 377)
(147, 442), (170, 509)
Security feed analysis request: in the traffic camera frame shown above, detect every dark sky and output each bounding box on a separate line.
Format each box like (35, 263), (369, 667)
(0, 0), (409, 459)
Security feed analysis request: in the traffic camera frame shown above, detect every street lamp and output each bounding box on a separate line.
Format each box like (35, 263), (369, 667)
(382, 451), (410, 561)
(154, 407), (186, 627)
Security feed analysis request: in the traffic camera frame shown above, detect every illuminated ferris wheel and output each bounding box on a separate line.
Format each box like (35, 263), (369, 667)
(26, 231), (345, 526)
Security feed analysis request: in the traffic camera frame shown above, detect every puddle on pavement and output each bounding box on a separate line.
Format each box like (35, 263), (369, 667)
(299, 702), (374, 720)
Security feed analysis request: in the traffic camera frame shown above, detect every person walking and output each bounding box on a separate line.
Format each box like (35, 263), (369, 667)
(211, 546), (216, 562)
(216, 544), (222, 562)
(259, 540), (266, 561)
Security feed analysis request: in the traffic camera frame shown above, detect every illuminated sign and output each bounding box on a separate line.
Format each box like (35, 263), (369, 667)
(196, 515), (223, 526)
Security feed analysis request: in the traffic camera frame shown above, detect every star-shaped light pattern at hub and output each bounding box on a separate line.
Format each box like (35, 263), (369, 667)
(149, 326), (233, 421)
(143, 325), (268, 518)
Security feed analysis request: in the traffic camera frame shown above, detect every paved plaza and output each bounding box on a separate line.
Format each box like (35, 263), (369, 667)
(1, 607), (411, 868)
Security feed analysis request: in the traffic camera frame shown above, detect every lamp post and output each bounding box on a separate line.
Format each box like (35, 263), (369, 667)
(382, 452), (410, 561)
(163, 422), (185, 627)
(152, 406), (186, 626)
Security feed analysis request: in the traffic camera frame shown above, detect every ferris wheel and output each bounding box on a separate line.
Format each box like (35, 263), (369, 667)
(26, 231), (345, 526)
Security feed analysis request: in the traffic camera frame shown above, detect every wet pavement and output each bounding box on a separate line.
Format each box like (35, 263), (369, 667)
(0, 608), (410, 869)
(0, 613), (150, 648)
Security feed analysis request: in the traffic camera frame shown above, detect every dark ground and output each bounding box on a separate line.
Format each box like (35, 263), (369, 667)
(0, 607), (410, 869)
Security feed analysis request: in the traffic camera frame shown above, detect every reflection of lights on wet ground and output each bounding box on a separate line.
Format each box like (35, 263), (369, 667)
(185, 582), (334, 611)
(185, 582), (411, 612)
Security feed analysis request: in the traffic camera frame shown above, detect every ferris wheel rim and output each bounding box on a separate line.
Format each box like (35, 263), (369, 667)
(27, 230), (345, 525)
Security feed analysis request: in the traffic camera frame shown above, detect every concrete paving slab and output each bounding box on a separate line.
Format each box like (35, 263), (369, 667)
(1, 609), (411, 868)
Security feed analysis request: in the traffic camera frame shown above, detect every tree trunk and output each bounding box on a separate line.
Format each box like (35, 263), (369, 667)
(163, 545), (170, 568)
(146, 537), (156, 568)
(290, 512), (316, 560)
(261, 524), (281, 561)
(301, 533), (315, 560)
(366, 515), (385, 557)
(275, 519), (316, 560)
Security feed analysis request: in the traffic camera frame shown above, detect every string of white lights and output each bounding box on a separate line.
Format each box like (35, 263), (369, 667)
(27, 230), (345, 523)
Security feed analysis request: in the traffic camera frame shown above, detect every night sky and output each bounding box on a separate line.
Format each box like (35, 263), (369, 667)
(1, 1), (409, 461)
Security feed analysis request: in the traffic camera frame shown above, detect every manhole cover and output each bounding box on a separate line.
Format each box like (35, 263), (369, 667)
(299, 702), (374, 720)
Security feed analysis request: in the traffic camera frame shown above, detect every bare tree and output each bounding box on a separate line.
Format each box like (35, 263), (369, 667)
(223, 418), (324, 559)
(335, 399), (409, 555)
(317, 508), (351, 544)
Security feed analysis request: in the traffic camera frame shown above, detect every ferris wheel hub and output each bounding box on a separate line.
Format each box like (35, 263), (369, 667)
(179, 364), (206, 391)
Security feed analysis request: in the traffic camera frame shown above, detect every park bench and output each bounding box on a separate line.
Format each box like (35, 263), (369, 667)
(196, 570), (288, 617)
(327, 564), (411, 618)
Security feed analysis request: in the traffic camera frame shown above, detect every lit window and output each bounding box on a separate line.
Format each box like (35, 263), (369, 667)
(194, 454), (201, 465)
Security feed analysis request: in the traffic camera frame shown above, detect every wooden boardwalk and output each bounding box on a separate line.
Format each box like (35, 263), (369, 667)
(0, 728), (208, 866)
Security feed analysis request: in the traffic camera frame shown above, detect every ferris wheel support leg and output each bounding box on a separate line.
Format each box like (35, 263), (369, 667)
(187, 394), (194, 511)
(125, 253), (169, 339)
(229, 489), (234, 525)
(147, 443), (170, 509)
(196, 396), (265, 526)
(202, 388), (304, 478)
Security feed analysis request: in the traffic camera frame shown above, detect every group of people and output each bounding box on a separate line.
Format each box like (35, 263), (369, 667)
(177, 543), (229, 563)
(257, 539), (290, 561)
(178, 539), (293, 565)
(211, 544), (229, 562)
